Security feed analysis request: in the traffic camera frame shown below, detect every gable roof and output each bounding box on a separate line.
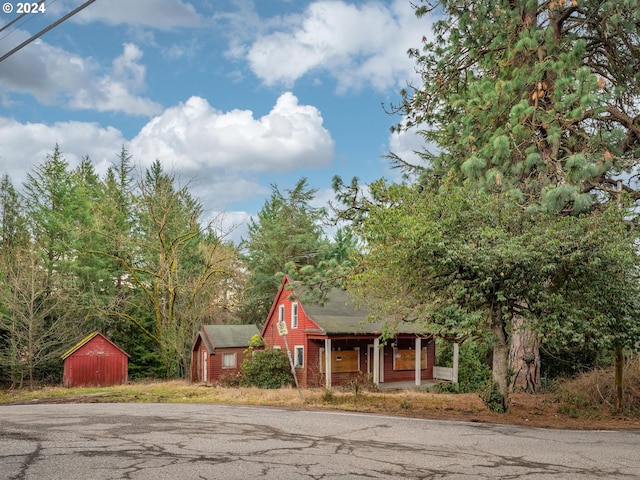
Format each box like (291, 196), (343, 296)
(271, 277), (427, 336)
(198, 324), (260, 352)
(61, 332), (129, 360)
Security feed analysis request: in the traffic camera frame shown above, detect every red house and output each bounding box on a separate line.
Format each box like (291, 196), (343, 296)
(191, 324), (262, 383)
(261, 277), (436, 389)
(61, 332), (129, 387)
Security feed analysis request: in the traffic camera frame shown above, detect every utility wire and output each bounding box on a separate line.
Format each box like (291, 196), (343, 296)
(0, 0), (97, 64)
(0, 0), (46, 34)
(0, 0), (59, 40)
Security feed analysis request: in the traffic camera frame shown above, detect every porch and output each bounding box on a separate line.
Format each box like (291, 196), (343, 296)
(307, 336), (460, 390)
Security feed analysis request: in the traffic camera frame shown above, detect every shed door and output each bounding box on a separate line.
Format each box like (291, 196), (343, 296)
(97, 354), (122, 386)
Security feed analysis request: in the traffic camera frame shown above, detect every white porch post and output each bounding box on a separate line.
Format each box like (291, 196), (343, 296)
(373, 337), (380, 386)
(415, 337), (422, 386)
(325, 338), (332, 389)
(453, 341), (459, 384)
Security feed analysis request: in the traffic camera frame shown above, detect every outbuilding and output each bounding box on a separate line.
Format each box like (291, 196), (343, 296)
(191, 324), (262, 383)
(61, 332), (129, 387)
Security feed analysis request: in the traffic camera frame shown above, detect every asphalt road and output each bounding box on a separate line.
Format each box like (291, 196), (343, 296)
(0, 403), (638, 479)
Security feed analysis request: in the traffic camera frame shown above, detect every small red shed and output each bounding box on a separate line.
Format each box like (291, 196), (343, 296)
(61, 332), (129, 387)
(191, 324), (261, 383)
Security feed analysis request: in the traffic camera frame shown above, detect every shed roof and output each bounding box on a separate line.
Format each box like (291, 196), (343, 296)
(61, 332), (130, 360)
(199, 324), (261, 352)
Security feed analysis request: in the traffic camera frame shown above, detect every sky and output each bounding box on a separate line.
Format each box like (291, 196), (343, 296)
(0, 0), (430, 243)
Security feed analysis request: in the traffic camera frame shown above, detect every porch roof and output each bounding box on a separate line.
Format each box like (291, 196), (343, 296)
(300, 287), (428, 336)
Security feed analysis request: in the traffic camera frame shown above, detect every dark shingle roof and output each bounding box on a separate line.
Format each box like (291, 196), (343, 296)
(200, 324), (260, 351)
(296, 287), (426, 336)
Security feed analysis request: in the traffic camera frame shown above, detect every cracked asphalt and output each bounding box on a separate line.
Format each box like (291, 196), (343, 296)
(0, 403), (638, 479)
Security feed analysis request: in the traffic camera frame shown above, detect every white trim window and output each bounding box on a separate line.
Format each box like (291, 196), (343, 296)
(222, 353), (236, 369)
(291, 302), (299, 329)
(294, 345), (304, 368)
(278, 304), (285, 323)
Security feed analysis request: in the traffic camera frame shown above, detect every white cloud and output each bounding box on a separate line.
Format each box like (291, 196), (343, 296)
(69, 44), (162, 116)
(0, 116), (257, 244)
(0, 37), (161, 116)
(66, 0), (203, 30)
(0, 91), (335, 234)
(129, 92), (335, 172)
(389, 126), (426, 168)
(0, 117), (126, 186)
(245, 0), (426, 92)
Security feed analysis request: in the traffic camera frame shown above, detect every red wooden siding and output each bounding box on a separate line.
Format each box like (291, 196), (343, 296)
(261, 278), (436, 388)
(191, 344), (253, 383)
(62, 333), (128, 387)
(262, 286), (319, 387)
(209, 347), (248, 381)
(190, 326), (262, 384)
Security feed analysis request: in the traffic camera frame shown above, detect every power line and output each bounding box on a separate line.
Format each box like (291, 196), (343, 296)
(0, 0), (46, 35)
(0, 0), (98, 64)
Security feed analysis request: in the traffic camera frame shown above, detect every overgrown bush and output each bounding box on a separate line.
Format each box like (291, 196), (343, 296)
(340, 372), (378, 395)
(482, 383), (506, 413)
(552, 354), (640, 415)
(240, 349), (293, 389)
(432, 339), (492, 393)
(217, 371), (243, 388)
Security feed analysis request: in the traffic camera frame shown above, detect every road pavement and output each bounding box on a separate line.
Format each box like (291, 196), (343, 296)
(1, 403), (638, 479)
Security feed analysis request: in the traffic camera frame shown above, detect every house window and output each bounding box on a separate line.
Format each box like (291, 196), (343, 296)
(291, 302), (298, 329)
(222, 353), (236, 368)
(278, 304), (285, 323)
(294, 346), (304, 368)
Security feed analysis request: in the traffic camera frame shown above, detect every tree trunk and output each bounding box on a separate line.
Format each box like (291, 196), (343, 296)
(614, 345), (624, 412)
(509, 316), (541, 393)
(491, 307), (510, 412)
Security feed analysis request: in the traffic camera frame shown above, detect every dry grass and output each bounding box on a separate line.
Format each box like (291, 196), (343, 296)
(1, 370), (639, 430)
(553, 356), (640, 416)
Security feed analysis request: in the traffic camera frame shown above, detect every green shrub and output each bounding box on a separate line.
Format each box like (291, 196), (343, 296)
(482, 383), (506, 413)
(434, 339), (492, 393)
(240, 349), (293, 389)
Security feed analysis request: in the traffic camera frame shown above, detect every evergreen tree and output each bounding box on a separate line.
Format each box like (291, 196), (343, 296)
(398, 0), (640, 213)
(0, 174), (28, 255)
(21, 145), (80, 291)
(345, 180), (639, 411)
(96, 160), (240, 377)
(0, 174), (28, 384)
(239, 178), (329, 325)
(384, 0), (640, 407)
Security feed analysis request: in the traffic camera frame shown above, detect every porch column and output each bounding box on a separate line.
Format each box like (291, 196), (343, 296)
(373, 337), (380, 386)
(453, 341), (459, 384)
(415, 337), (422, 386)
(325, 338), (332, 389)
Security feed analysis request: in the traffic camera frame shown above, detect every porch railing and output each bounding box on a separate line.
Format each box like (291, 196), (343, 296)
(432, 366), (454, 381)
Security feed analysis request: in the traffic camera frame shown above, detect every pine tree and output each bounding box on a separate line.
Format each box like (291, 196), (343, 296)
(399, 0), (640, 212)
(351, 0), (640, 408)
(239, 178), (329, 326)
